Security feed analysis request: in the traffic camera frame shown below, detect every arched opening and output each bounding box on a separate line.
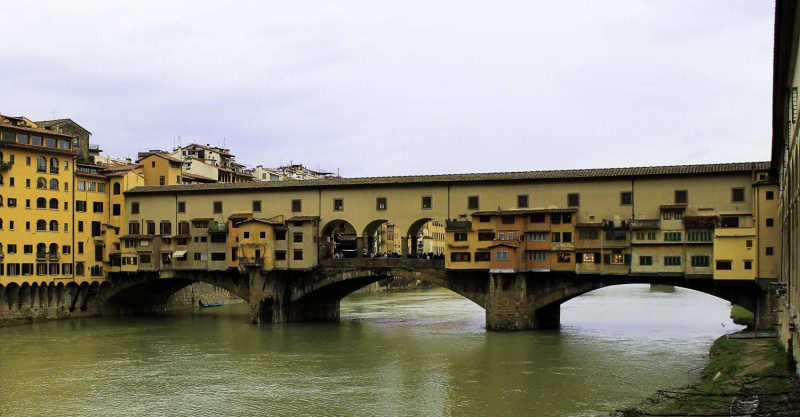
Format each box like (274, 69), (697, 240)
(320, 220), (358, 259)
(49, 157), (59, 174)
(36, 220), (46, 231)
(49, 220), (59, 232)
(49, 198), (58, 210)
(406, 218), (446, 258)
(36, 197), (46, 209)
(113, 182), (121, 195)
(361, 219), (396, 257)
(4, 283), (19, 311)
(36, 156), (46, 173)
(49, 178), (59, 190)
(36, 243), (46, 256)
(36, 177), (46, 189)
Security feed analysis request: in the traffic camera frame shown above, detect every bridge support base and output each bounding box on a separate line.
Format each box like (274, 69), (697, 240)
(485, 273), (560, 331)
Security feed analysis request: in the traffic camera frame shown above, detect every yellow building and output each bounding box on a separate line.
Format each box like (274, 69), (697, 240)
(138, 153), (183, 186)
(0, 115), (77, 286)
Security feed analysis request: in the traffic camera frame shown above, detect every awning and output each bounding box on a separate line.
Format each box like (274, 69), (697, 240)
(173, 250), (187, 257)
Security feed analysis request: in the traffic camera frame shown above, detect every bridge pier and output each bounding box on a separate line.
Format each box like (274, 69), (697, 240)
(485, 273), (560, 331)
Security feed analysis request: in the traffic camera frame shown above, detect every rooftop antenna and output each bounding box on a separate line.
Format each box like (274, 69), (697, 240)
(51, 109), (58, 119)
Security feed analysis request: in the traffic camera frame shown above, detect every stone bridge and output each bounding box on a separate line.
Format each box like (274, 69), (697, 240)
(14, 259), (773, 331)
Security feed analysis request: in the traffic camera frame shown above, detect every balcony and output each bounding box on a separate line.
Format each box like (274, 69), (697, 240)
(238, 257), (265, 268)
(629, 219), (660, 229)
(49, 253), (60, 261)
(0, 161), (13, 171)
(35, 252), (60, 261)
(526, 223), (550, 232)
(208, 222), (228, 233)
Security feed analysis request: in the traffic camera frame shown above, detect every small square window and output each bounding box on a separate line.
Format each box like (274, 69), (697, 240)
(333, 198), (344, 211)
(421, 196), (432, 210)
(291, 199), (302, 212)
(766, 218), (774, 227)
(567, 193), (580, 207)
(252, 200), (262, 212)
(467, 196), (479, 210)
(177, 201), (186, 213)
(731, 187), (745, 203)
(517, 194), (529, 208)
(213, 201), (223, 213)
(675, 190), (688, 204)
(766, 190), (775, 200)
(376, 197), (387, 211)
(620, 191), (632, 205)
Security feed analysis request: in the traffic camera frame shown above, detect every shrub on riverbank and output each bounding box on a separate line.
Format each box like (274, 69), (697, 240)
(615, 334), (796, 416)
(730, 305), (755, 328)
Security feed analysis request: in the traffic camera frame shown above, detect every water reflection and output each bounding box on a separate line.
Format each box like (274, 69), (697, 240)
(0, 284), (740, 417)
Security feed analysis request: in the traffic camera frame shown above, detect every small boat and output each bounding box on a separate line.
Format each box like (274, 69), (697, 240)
(199, 300), (224, 308)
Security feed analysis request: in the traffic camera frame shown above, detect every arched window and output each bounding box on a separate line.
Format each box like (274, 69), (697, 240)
(36, 177), (46, 189)
(36, 243), (46, 255)
(49, 220), (58, 232)
(37, 156), (46, 173)
(36, 197), (46, 209)
(49, 157), (59, 174)
(36, 220), (46, 231)
(75, 262), (85, 276)
(49, 198), (58, 210)
(0, 151), (3, 162)
(113, 182), (121, 195)
(0, 218), (3, 229)
(49, 243), (58, 254)
(0, 173), (3, 185)
(0, 195), (3, 206)
(49, 178), (58, 190)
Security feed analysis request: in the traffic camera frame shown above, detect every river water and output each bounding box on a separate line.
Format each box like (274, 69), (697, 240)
(0, 285), (741, 417)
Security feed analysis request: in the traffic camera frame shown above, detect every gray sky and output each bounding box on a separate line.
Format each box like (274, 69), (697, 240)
(1, 1), (774, 176)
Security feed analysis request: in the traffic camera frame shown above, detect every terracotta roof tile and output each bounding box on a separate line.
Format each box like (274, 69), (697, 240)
(125, 162), (770, 195)
(472, 207), (577, 216)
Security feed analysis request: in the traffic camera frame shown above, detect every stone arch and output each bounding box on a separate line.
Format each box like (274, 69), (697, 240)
(320, 219), (358, 259)
(4, 283), (19, 312)
(361, 219), (391, 256)
(405, 217), (446, 256)
(18, 282), (31, 311)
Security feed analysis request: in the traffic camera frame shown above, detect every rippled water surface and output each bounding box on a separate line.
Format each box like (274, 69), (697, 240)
(0, 285), (741, 416)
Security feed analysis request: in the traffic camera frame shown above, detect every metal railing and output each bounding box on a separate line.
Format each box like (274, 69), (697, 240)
(238, 257), (265, 267)
(0, 161), (13, 171)
(208, 222), (228, 233)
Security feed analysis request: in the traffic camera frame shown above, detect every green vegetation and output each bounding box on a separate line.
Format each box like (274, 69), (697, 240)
(616, 335), (795, 416)
(730, 305), (755, 328)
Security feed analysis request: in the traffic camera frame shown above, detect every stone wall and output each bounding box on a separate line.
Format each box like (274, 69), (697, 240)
(166, 282), (245, 309)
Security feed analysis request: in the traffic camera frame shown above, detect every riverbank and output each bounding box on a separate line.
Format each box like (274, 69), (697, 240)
(615, 333), (798, 416)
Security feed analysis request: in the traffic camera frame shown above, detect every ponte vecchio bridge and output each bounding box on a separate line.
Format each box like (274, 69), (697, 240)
(53, 161), (779, 330)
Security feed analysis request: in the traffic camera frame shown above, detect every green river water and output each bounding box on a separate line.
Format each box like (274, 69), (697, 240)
(0, 285), (741, 416)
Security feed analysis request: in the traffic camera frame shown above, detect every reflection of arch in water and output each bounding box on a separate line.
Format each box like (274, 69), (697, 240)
(320, 219), (358, 258)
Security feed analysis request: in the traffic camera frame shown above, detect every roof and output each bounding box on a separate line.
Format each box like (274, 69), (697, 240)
(191, 217), (213, 222)
(575, 222), (603, 228)
(138, 152), (183, 164)
(236, 217), (283, 226)
(182, 172), (217, 183)
(34, 118), (92, 134)
(472, 207), (578, 216)
(0, 118), (76, 138)
(228, 212), (253, 220)
(446, 220), (473, 232)
(125, 161), (770, 195)
(287, 215), (320, 222)
(487, 242), (519, 249)
(659, 203), (687, 211)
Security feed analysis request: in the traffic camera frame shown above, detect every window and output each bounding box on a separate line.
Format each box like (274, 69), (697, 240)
(551, 214), (561, 225)
(687, 230), (712, 242)
(478, 232), (495, 241)
(605, 230), (627, 241)
(213, 201), (223, 213)
(562, 213), (572, 224)
(720, 216), (740, 228)
(113, 204), (121, 216)
(529, 232), (547, 241)
(766, 218), (774, 227)
(177, 201), (186, 213)
(333, 198), (344, 211)
(579, 230), (599, 240)
(49, 178), (59, 190)
(454, 233), (468, 242)
(517, 194), (529, 208)
(467, 196), (479, 210)
(131, 202), (140, 214)
(91, 221), (101, 237)
(620, 191), (632, 205)
(567, 193), (580, 207)
(675, 211), (683, 220)
(97, 183), (105, 193)
(159, 176), (165, 185)
(376, 197), (387, 211)
(275, 230), (286, 240)
(662, 212), (671, 220)
(450, 252), (471, 262)
(259, 231), (266, 239)
(293, 249), (303, 260)
(36, 156), (46, 173)
(421, 196), (432, 210)
(211, 252), (227, 261)
(274, 250), (286, 261)
(243, 232), (250, 239)
(252, 200), (262, 212)
(557, 253), (571, 263)
(766, 247), (774, 256)
(716, 260), (732, 270)
(562, 232), (572, 243)
(691, 256), (710, 267)
(293, 232), (303, 243)
(581, 253), (596, 263)
(551, 232), (561, 243)
(93, 202), (104, 213)
(36, 219), (46, 231)
(664, 232), (682, 242)
(49, 198), (58, 210)
(160, 221), (172, 235)
(529, 251), (547, 261)
(501, 216), (515, 225)
(530, 213), (545, 223)
(475, 252), (491, 262)
(291, 199), (302, 212)
(731, 187), (745, 203)
(639, 256), (653, 266)
(78, 221), (84, 232)
(496, 251), (509, 261)
(674, 190), (688, 204)
(766, 190), (774, 200)
(146, 220), (156, 235)
(113, 182), (121, 195)
(664, 256), (681, 266)
(129, 222), (140, 235)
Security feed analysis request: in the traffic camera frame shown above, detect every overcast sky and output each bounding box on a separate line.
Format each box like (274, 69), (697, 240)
(1, 1), (774, 176)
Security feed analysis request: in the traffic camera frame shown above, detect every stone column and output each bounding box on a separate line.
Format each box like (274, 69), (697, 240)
(401, 237), (409, 256)
(754, 283), (777, 331)
(356, 237), (364, 258)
